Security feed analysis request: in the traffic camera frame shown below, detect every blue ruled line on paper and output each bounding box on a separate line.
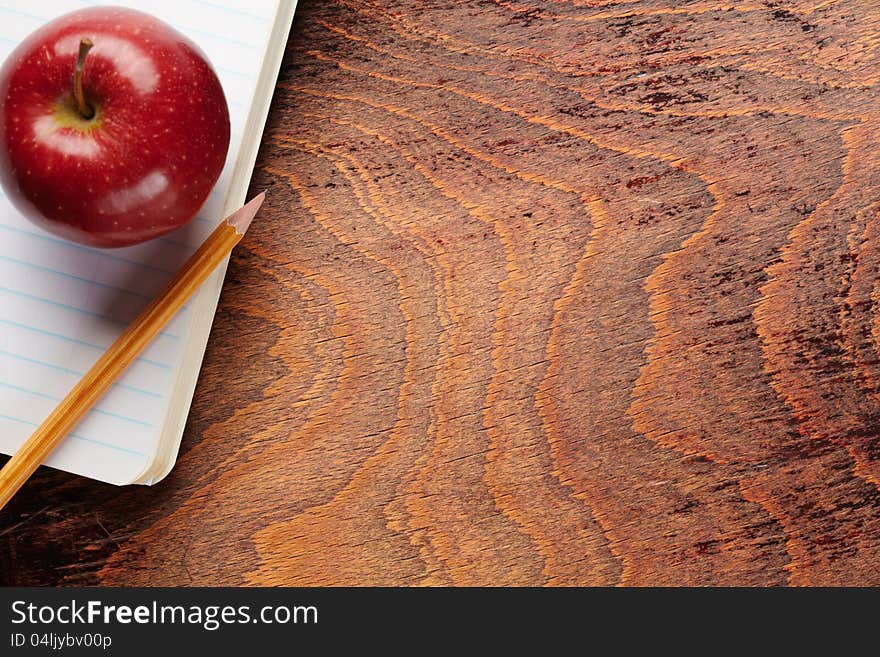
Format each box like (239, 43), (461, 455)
(214, 66), (253, 80)
(177, 24), (260, 50)
(0, 286), (180, 340)
(0, 255), (152, 300)
(0, 349), (163, 398)
(0, 319), (172, 370)
(157, 234), (198, 249)
(0, 224), (176, 275)
(0, 414), (146, 457)
(0, 6), (44, 22)
(190, 0), (272, 23)
(0, 381), (155, 427)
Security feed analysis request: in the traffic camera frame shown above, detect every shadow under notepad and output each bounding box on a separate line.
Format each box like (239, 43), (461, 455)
(93, 217), (206, 325)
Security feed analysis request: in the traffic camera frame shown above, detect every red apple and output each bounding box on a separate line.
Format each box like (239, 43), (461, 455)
(0, 6), (230, 248)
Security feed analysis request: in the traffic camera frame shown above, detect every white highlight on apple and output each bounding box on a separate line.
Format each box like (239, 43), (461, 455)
(100, 170), (170, 214)
(32, 115), (101, 158)
(53, 34), (158, 94)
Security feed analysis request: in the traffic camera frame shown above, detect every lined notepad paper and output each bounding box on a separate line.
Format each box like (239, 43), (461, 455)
(0, 0), (295, 484)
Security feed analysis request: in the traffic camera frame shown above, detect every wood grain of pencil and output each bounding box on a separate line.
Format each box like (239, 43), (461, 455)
(0, 192), (265, 511)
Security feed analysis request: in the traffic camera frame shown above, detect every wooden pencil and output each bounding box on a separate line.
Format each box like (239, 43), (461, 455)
(0, 192), (266, 511)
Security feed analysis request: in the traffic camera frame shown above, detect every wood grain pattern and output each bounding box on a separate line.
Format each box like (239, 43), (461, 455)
(2, 0), (880, 586)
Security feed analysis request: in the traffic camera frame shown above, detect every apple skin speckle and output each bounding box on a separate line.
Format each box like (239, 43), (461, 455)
(0, 6), (230, 248)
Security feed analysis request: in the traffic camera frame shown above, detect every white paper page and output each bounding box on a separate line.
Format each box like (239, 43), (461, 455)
(0, 0), (280, 484)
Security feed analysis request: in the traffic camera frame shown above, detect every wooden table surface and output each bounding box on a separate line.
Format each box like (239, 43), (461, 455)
(3, 0), (880, 586)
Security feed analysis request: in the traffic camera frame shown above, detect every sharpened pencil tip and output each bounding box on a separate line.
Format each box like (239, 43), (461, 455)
(226, 191), (266, 236)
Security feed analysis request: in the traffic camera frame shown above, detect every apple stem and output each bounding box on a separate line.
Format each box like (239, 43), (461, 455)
(73, 38), (94, 120)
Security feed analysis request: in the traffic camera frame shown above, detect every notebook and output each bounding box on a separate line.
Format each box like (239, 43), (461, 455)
(0, 0), (296, 485)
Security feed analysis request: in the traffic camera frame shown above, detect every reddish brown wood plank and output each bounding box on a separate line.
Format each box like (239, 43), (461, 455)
(2, 0), (880, 585)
